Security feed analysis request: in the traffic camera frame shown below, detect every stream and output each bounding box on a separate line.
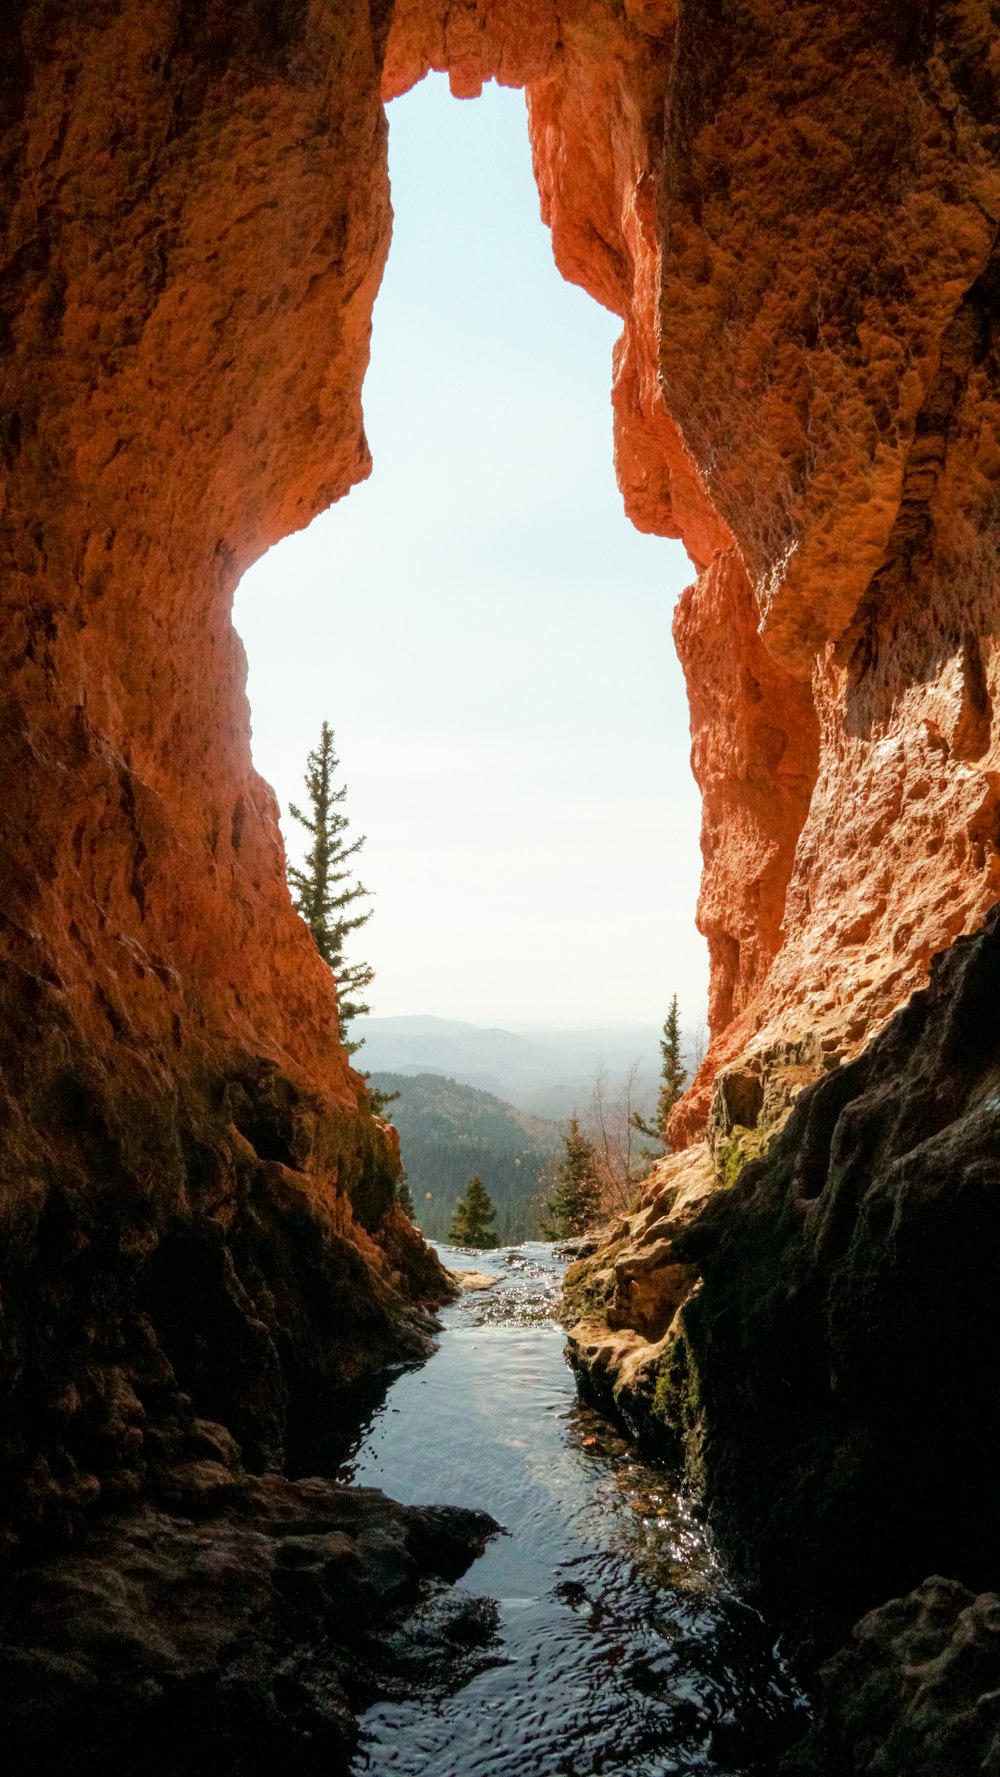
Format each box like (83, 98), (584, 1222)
(342, 1242), (806, 1776)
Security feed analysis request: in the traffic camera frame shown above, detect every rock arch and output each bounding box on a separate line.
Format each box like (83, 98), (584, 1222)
(2, 0), (999, 1528)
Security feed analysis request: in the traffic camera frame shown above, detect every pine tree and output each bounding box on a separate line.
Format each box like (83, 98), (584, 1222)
(288, 722), (375, 1054)
(448, 1176), (498, 1249)
(631, 994), (687, 1151)
(396, 1174), (415, 1219)
(539, 1116), (603, 1239)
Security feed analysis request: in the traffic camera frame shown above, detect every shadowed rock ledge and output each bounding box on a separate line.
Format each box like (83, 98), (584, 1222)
(568, 902), (1000, 1765)
(781, 1577), (1000, 1777)
(0, 1470), (499, 1776)
(4, 1), (1000, 1769)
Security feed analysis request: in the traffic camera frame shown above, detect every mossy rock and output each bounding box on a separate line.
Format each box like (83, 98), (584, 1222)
(650, 1316), (705, 1485)
(561, 1255), (619, 1323)
(715, 1123), (772, 1190)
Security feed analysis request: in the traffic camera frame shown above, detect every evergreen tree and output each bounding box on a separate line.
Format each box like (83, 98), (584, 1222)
(539, 1116), (603, 1239)
(288, 721), (375, 1053)
(631, 994), (687, 1150)
(448, 1175), (498, 1248)
(396, 1174), (415, 1219)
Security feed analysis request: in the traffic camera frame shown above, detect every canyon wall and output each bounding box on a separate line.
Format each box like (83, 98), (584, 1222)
(390, 0), (1000, 1146)
(3, 0), (1000, 1699)
(0, 0), (451, 1546)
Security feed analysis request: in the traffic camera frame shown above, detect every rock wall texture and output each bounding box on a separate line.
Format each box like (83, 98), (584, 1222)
(677, 906), (1000, 1642)
(569, 907), (1000, 1671)
(389, 0), (1000, 1147)
(5, 0), (1000, 1764)
(0, 0), (453, 1550)
(779, 1575), (1000, 1777)
(656, 1), (1000, 1139)
(0, 1474), (498, 1777)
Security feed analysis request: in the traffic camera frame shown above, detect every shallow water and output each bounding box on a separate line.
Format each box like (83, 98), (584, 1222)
(342, 1242), (806, 1776)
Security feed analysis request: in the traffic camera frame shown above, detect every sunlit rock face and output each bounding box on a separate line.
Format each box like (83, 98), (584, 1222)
(2, 0), (1000, 1543)
(0, 0), (448, 1543)
(648, 4), (1000, 1136)
(390, 0), (1000, 1143)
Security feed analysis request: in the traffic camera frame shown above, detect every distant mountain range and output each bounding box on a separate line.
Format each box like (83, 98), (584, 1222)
(356, 1013), (663, 1119)
(369, 1071), (561, 1244)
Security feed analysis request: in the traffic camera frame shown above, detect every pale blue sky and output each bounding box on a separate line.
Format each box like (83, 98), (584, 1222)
(235, 75), (707, 1025)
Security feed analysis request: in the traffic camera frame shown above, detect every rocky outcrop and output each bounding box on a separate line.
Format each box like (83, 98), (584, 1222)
(571, 905), (1000, 1655)
(564, 1143), (713, 1447)
(781, 1577), (1000, 1777)
(656, 3), (1000, 1138)
(0, 0), (443, 1532)
(0, 1469), (498, 1776)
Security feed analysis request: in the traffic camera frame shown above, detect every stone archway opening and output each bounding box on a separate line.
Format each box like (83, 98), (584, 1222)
(233, 72), (707, 1045)
(4, 0), (999, 1562)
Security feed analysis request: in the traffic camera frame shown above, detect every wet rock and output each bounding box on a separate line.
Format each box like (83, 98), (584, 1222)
(564, 1144), (713, 1343)
(373, 1589), (505, 1696)
(781, 1577), (1000, 1776)
(665, 905), (1000, 1645)
(552, 1234), (602, 1263)
(450, 1270), (498, 1292)
(563, 1145), (715, 1450)
(0, 1473), (499, 1777)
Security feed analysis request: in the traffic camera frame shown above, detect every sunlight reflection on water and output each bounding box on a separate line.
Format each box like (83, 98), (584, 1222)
(342, 1242), (806, 1776)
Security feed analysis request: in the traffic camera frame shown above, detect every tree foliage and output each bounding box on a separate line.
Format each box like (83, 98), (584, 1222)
(539, 1115), (603, 1239)
(366, 1072), (555, 1243)
(631, 994), (687, 1151)
(395, 1174), (415, 1219)
(288, 721), (374, 1053)
(448, 1175), (498, 1248)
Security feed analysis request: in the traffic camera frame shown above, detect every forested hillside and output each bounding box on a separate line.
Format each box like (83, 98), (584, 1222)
(370, 1072), (561, 1244)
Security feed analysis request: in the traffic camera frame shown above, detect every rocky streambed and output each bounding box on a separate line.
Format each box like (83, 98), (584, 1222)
(342, 1241), (806, 1776)
(0, 1238), (807, 1776)
(7, 1200), (999, 1774)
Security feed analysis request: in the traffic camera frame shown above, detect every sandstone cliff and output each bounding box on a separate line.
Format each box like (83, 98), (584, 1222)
(0, 0), (453, 1547)
(4, 0), (1000, 1767)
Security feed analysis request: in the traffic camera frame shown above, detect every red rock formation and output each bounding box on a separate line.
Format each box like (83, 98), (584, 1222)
(5, 6), (1000, 1772)
(653, 3), (1000, 1135)
(3, 0), (1000, 1535)
(0, 0), (443, 1542)
(388, 0), (1000, 1146)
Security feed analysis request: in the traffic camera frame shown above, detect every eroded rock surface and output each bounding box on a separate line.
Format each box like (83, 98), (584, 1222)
(0, 0), (458, 1550)
(5, 2), (1000, 1769)
(563, 1143), (713, 1448)
(565, 905), (1000, 1772)
(0, 1469), (498, 1776)
(573, 906), (1000, 1655)
(4, 3), (1000, 1513)
(781, 1577), (1000, 1777)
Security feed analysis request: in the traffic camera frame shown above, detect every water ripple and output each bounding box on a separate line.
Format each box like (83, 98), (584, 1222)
(342, 1242), (806, 1775)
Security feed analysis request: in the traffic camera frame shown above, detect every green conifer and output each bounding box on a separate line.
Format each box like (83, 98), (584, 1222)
(288, 721), (374, 1053)
(539, 1116), (603, 1239)
(631, 994), (687, 1150)
(448, 1175), (498, 1248)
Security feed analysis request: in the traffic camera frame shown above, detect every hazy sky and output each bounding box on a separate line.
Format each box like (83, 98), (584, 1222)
(235, 75), (707, 1026)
